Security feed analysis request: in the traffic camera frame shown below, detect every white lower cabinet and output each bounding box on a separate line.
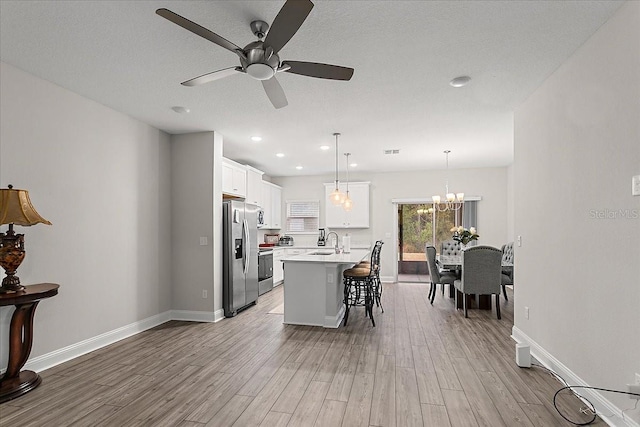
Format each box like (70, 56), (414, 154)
(273, 248), (285, 285)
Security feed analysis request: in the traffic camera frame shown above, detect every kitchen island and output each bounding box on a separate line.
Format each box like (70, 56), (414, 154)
(281, 248), (369, 328)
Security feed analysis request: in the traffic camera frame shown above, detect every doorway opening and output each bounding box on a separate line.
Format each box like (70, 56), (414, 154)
(397, 203), (462, 282)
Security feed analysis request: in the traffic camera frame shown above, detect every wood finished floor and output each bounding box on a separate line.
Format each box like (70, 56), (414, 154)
(1, 282), (603, 427)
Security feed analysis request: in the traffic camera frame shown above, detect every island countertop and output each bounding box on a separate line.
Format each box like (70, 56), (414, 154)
(281, 248), (369, 264)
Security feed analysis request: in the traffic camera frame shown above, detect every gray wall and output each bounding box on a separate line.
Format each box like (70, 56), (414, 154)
(0, 61), (172, 363)
(170, 132), (215, 313)
(274, 166), (510, 280)
(514, 0), (639, 418)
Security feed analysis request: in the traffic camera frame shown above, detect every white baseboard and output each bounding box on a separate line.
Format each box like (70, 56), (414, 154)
(324, 304), (346, 329)
(512, 326), (639, 427)
(11, 309), (227, 376)
(22, 310), (172, 374)
(170, 309), (216, 323)
(381, 275), (395, 283)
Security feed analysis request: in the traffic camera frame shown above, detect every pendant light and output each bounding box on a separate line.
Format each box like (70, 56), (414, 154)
(432, 150), (464, 211)
(329, 133), (345, 206)
(343, 153), (353, 212)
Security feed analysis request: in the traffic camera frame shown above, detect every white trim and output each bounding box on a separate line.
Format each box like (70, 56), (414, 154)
(0, 309), (229, 376)
(324, 304), (346, 328)
(20, 310), (172, 374)
(213, 308), (225, 323)
(391, 196), (482, 204)
(512, 326), (639, 427)
(170, 309), (217, 323)
(381, 275), (395, 283)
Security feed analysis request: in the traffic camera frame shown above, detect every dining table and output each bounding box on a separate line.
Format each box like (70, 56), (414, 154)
(438, 254), (513, 309)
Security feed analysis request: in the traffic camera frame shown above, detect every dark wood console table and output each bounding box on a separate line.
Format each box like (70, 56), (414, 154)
(0, 283), (59, 403)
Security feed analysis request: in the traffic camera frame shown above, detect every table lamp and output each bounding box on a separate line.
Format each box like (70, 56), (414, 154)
(0, 185), (51, 293)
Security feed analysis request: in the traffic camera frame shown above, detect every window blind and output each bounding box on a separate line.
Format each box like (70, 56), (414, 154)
(286, 200), (319, 233)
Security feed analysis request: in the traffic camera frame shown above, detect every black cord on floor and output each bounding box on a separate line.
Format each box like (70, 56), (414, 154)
(531, 363), (640, 425)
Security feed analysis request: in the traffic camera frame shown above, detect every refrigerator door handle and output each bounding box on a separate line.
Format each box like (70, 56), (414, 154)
(243, 219), (250, 275)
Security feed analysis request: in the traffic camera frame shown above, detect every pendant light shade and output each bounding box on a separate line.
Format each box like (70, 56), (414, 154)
(343, 153), (353, 212)
(329, 133), (345, 206)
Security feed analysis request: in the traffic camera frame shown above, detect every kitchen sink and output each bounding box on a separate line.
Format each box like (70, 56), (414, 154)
(307, 251), (335, 255)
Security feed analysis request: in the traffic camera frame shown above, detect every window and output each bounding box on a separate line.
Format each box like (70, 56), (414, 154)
(285, 200), (319, 234)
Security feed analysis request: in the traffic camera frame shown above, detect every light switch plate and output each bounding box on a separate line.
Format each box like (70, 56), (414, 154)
(632, 175), (640, 196)
(199, 236), (208, 246)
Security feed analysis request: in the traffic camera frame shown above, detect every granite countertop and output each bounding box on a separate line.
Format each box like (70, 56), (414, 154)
(281, 248), (369, 264)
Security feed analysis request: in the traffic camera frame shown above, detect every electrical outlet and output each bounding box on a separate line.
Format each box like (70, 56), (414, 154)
(202, 290), (207, 299)
(524, 306), (529, 319)
(517, 236), (522, 247)
(199, 236), (208, 246)
(327, 273), (334, 284)
(632, 175), (640, 196)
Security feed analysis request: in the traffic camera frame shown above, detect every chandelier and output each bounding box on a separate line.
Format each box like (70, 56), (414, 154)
(432, 150), (464, 211)
(328, 133), (346, 206)
(343, 153), (353, 212)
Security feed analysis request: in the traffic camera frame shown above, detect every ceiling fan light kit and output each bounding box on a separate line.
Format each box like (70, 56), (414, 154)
(156, 0), (354, 109)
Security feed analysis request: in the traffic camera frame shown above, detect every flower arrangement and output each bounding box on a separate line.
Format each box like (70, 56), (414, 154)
(450, 226), (479, 246)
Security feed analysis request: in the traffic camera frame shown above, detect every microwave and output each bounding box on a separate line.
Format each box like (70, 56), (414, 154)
(257, 208), (265, 228)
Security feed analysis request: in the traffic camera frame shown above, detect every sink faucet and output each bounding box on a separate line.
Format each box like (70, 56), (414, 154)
(326, 231), (340, 253)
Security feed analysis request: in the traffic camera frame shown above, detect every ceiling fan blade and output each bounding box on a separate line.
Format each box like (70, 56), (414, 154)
(282, 61), (354, 81)
(263, 0), (314, 53)
(156, 8), (242, 54)
(181, 67), (242, 87)
(262, 77), (288, 109)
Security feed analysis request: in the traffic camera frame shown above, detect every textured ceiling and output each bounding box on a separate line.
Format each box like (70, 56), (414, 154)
(0, 1), (623, 176)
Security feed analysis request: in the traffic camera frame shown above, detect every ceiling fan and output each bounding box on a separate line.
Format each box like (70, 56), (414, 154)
(156, 0), (354, 109)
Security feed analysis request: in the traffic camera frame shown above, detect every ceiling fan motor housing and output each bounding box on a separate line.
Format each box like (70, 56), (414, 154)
(242, 41), (280, 80)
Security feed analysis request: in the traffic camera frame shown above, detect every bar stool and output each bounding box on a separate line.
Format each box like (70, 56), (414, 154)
(342, 241), (384, 326)
(343, 266), (376, 326)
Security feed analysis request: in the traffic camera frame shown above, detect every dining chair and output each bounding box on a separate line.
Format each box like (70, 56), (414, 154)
(425, 245), (457, 304)
(500, 242), (514, 300)
(453, 245), (503, 319)
(440, 240), (461, 256)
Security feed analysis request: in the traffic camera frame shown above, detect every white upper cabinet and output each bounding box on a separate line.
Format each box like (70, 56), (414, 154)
(246, 166), (264, 206)
(222, 158), (247, 198)
(324, 182), (370, 228)
(262, 181), (282, 229)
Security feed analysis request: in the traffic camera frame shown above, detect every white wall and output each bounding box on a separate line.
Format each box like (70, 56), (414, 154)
(274, 166), (509, 280)
(0, 62), (172, 364)
(513, 1), (640, 423)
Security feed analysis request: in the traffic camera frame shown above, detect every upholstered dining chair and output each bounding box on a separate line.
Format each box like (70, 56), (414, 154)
(440, 240), (461, 256)
(425, 245), (458, 304)
(500, 242), (514, 301)
(453, 245), (503, 319)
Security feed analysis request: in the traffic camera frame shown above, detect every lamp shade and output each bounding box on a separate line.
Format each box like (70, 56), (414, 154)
(0, 186), (51, 226)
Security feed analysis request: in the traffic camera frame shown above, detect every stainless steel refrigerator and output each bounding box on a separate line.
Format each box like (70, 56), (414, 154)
(223, 200), (259, 317)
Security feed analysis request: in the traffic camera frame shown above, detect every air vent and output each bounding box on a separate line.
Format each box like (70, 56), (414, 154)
(383, 149), (400, 155)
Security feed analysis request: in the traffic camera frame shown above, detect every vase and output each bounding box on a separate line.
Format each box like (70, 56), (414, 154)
(459, 243), (469, 251)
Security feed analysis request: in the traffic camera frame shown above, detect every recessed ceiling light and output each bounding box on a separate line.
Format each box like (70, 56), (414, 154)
(449, 76), (471, 87)
(350, 163), (358, 168)
(295, 166), (303, 170)
(171, 106), (190, 114)
(276, 153), (285, 158)
(320, 145), (330, 151)
(251, 136), (262, 142)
